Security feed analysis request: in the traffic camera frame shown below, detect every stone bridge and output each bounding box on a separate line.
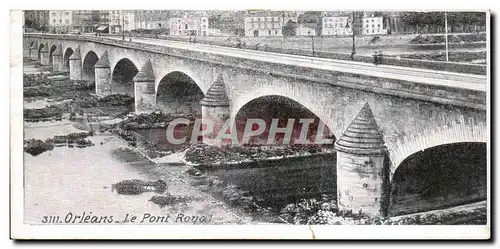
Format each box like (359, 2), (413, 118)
(24, 34), (488, 216)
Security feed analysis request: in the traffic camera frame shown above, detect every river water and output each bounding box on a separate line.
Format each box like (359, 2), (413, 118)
(23, 92), (250, 224)
(23, 63), (487, 225)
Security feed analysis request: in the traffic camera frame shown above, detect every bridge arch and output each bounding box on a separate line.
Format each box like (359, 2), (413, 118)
(232, 87), (336, 139)
(110, 58), (139, 97)
(389, 142), (487, 216)
(155, 71), (205, 117)
(63, 47), (73, 72)
(233, 94), (335, 145)
(82, 51), (99, 82)
(388, 118), (487, 177)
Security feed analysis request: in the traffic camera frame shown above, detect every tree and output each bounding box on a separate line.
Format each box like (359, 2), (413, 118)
(297, 11), (322, 24)
(282, 20), (297, 37)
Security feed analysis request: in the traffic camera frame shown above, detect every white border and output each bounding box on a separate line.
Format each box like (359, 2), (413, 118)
(9, 2), (493, 240)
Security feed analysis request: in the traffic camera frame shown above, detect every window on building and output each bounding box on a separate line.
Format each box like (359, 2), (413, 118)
(366, 24), (369, 28)
(372, 24), (374, 28)
(372, 29), (374, 33)
(65, 12), (69, 15)
(268, 30), (271, 35)
(185, 24), (188, 29)
(59, 19), (62, 23)
(372, 19), (374, 22)
(52, 19), (56, 24)
(377, 24), (380, 27)
(275, 30), (278, 34)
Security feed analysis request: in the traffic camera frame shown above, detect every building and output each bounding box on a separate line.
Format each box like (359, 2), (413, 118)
(296, 24), (316, 36)
(48, 10), (73, 33)
(321, 12), (387, 36)
(362, 15), (385, 35)
(24, 10), (50, 31)
(169, 12), (209, 36)
(322, 13), (352, 36)
(109, 11), (136, 33)
(134, 10), (170, 30)
(244, 11), (298, 37)
(72, 10), (95, 33)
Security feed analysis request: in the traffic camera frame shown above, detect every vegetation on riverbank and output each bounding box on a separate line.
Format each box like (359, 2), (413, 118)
(23, 73), (95, 98)
(119, 112), (197, 130)
(24, 139), (55, 156)
(399, 51), (486, 63)
(409, 33), (486, 44)
(24, 131), (95, 156)
(71, 94), (134, 109)
(278, 195), (486, 225)
(24, 106), (64, 121)
(184, 144), (329, 166)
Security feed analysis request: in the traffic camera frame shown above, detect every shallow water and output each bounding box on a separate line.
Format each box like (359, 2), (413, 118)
(24, 125), (247, 224)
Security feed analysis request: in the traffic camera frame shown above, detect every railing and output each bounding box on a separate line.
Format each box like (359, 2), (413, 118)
(25, 33), (487, 75)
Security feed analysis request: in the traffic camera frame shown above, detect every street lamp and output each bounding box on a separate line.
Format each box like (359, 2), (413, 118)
(444, 11), (449, 62)
(122, 10), (125, 41)
(350, 11), (357, 60)
(308, 30), (315, 56)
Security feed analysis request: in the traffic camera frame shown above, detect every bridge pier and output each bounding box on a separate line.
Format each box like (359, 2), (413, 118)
(200, 75), (231, 147)
(69, 47), (82, 81)
(95, 51), (111, 97)
(52, 45), (63, 73)
(39, 43), (49, 66)
(23, 41), (31, 59)
(29, 45), (38, 61)
(335, 103), (390, 217)
(134, 60), (156, 114)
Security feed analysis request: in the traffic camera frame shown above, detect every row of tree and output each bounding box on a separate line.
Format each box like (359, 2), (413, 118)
(397, 12), (486, 33)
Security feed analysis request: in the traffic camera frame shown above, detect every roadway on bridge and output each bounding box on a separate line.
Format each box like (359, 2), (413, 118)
(102, 36), (487, 92)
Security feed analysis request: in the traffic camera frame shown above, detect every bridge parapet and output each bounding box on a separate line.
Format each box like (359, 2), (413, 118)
(24, 33), (487, 111)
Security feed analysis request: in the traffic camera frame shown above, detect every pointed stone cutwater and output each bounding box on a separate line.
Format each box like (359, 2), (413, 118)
(52, 44), (64, 72)
(39, 42), (49, 53)
(95, 51), (110, 68)
(39, 42), (50, 65)
(335, 103), (386, 155)
(69, 46), (82, 81)
(69, 46), (81, 60)
(52, 44), (63, 56)
(29, 41), (38, 61)
(134, 60), (155, 84)
(335, 103), (389, 217)
(134, 60), (156, 114)
(95, 51), (111, 97)
(201, 74), (231, 147)
(200, 74), (230, 107)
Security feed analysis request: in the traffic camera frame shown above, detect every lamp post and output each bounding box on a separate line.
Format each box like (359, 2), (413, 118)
(444, 11), (449, 62)
(309, 30), (315, 56)
(351, 11), (356, 60)
(122, 10), (125, 41)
